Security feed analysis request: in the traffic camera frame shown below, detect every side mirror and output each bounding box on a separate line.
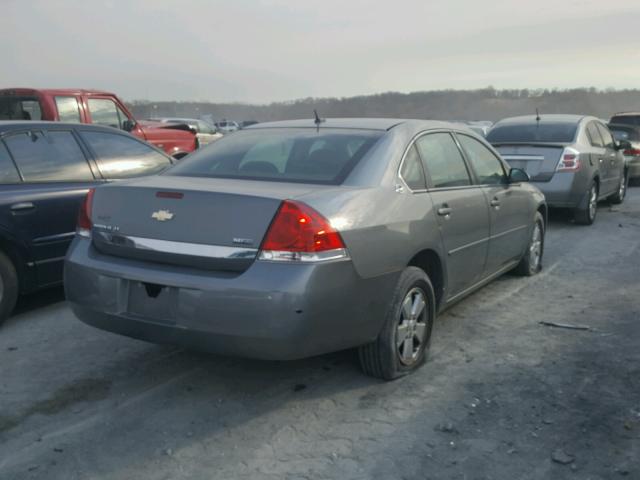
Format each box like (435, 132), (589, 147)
(509, 167), (530, 183)
(616, 139), (632, 151)
(122, 119), (136, 132)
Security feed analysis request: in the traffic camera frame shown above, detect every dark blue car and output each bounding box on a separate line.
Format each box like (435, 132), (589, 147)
(0, 121), (174, 323)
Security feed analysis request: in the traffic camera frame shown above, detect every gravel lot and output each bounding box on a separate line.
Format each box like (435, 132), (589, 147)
(1, 188), (639, 480)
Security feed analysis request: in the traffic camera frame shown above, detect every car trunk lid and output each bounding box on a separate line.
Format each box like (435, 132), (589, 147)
(90, 176), (327, 272)
(494, 143), (567, 182)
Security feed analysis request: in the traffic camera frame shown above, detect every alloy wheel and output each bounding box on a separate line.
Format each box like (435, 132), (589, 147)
(588, 186), (597, 221)
(396, 287), (429, 366)
(529, 223), (542, 270)
(618, 176), (626, 200)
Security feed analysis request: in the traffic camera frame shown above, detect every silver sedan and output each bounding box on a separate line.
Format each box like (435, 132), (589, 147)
(65, 118), (546, 379)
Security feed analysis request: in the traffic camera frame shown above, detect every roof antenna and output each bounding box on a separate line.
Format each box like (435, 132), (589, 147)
(313, 109), (325, 131)
(535, 108), (541, 123)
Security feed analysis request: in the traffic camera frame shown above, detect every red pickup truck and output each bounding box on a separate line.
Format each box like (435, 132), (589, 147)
(0, 88), (197, 158)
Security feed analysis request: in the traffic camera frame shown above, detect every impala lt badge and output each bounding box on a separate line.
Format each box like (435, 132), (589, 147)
(151, 210), (174, 222)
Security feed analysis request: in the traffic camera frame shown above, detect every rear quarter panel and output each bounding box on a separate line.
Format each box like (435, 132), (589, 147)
(298, 187), (445, 281)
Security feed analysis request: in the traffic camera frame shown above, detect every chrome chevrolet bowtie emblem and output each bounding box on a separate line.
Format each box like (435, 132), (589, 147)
(151, 210), (174, 222)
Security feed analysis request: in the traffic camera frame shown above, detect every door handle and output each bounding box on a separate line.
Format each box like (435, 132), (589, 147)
(437, 206), (452, 216)
(10, 202), (35, 212)
(490, 198), (501, 208)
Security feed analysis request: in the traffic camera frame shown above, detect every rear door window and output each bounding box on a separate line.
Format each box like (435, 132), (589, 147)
(586, 122), (604, 147)
(0, 142), (21, 183)
(4, 130), (94, 182)
(415, 132), (471, 188)
(81, 131), (172, 179)
(87, 98), (123, 129)
(0, 96), (42, 120)
(596, 123), (615, 149)
(457, 135), (507, 185)
(55, 96), (81, 122)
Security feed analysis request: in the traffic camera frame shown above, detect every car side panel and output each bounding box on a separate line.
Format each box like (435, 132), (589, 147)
(299, 187), (445, 281)
(482, 183), (532, 273)
(427, 187), (490, 297)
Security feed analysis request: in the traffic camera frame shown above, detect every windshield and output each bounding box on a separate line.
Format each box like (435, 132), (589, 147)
(487, 122), (578, 143)
(166, 128), (382, 184)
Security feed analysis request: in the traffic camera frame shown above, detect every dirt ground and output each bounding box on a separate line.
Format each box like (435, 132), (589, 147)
(1, 188), (639, 480)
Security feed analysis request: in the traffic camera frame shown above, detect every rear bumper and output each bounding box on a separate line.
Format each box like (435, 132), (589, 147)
(532, 171), (586, 208)
(64, 237), (397, 360)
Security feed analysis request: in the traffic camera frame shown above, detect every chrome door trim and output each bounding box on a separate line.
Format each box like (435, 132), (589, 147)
(448, 236), (489, 256)
(489, 224), (529, 241)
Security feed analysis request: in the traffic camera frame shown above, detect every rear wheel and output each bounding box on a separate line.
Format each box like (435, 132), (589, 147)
(609, 172), (628, 205)
(358, 267), (435, 380)
(514, 212), (544, 276)
(574, 182), (598, 225)
(0, 251), (18, 327)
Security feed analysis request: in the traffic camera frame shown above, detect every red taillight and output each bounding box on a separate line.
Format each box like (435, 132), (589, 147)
(624, 148), (640, 156)
(259, 200), (347, 262)
(77, 188), (95, 235)
(557, 149), (581, 172)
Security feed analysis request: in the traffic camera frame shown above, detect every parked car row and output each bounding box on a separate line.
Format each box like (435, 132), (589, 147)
(0, 88), (198, 158)
(487, 114), (628, 225)
(148, 117), (224, 146)
(0, 109), (632, 380)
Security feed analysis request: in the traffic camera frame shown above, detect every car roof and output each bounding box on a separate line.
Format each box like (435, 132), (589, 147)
(0, 120), (129, 135)
(494, 114), (589, 126)
(245, 117), (460, 132)
(0, 88), (115, 97)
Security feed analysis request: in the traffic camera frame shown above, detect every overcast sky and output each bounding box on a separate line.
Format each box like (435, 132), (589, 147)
(2, 0), (639, 103)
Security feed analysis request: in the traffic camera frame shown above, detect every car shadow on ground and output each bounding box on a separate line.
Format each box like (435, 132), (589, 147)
(11, 286), (65, 319)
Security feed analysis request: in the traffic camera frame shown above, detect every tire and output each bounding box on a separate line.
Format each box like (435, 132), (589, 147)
(0, 250), (18, 327)
(609, 172), (628, 205)
(574, 181), (598, 225)
(514, 212), (544, 276)
(358, 267), (435, 380)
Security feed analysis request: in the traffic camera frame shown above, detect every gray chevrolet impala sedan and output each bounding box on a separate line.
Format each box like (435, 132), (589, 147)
(65, 118), (547, 379)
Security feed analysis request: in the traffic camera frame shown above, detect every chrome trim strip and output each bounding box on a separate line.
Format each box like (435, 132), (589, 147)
(490, 224), (529, 240)
(447, 225), (528, 256)
(502, 155), (545, 161)
(448, 237), (489, 256)
(34, 231), (76, 244)
(95, 232), (258, 259)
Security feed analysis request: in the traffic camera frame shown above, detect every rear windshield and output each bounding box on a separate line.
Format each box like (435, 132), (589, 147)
(609, 126), (640, 142)
(610, 116), (640, 126)
(0, 96), (43, 120)
(166, 128), (383, 184)
(487, 123), (578, 144)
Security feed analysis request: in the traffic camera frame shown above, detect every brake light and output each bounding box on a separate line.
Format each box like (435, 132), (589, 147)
(259, 200), (348, 262)
(624, 148), (640, 156)
(77, 188), (95, 237)
(557, 148), (581, 172)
